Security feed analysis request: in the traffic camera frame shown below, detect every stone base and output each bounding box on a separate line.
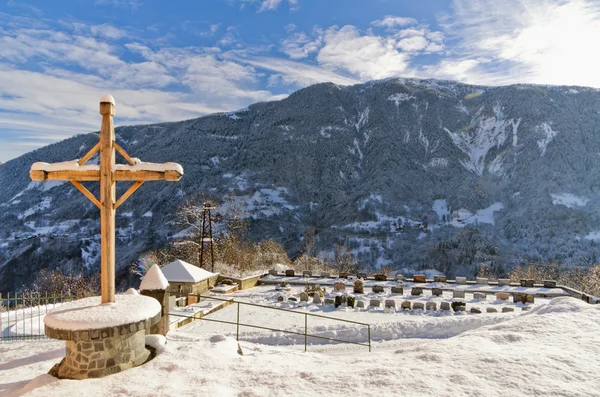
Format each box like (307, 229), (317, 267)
(58, 329), (149, 379)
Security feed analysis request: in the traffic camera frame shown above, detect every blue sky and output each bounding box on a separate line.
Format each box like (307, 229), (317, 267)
(1, 0), (599, 163)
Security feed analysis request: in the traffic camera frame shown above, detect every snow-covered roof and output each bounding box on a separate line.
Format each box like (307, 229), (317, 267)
(161, 259), (217, 283)
(140, 264), (169, 291)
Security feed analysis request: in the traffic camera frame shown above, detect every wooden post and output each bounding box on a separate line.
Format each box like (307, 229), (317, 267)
(100, 95), (116, 304)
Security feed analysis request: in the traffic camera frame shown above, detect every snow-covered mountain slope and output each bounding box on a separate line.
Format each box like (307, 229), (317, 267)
(2, 78), (600, 291)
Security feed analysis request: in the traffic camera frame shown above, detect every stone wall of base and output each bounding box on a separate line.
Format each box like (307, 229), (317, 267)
(58, 329), (149, 379)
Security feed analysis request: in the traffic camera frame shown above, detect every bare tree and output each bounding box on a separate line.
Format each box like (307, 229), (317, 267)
(331, 243), (358, 274)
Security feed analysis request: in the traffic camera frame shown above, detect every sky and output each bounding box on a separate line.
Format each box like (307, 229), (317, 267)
(1, 0), (600, 163)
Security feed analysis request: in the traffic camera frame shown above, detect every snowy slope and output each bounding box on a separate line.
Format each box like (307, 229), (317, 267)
(1, 298), (598, 397)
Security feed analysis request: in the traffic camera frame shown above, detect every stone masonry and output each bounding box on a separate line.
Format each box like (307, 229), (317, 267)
(58, 328), (150, 379)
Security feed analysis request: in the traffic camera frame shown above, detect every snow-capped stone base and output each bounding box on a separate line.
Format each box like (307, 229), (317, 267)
(43, 295), (161, 380)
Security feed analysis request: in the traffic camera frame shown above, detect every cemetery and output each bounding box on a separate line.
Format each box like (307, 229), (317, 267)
(1, 95), (599, 395)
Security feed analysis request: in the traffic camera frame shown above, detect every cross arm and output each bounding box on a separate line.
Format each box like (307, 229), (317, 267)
(113, 162), (183, 181)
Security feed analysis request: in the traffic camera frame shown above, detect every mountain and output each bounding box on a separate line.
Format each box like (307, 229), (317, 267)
(2, 78), (600, 292)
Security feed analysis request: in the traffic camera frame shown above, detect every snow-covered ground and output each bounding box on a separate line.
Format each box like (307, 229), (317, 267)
(1, 297), (598, 396)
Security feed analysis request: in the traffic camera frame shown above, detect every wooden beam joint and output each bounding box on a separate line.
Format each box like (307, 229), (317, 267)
(71, 181), (101, 209)
(114, 181), (144, 210)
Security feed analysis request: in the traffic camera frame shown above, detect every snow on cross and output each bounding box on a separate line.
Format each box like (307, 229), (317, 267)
(29, 95), (183, 304)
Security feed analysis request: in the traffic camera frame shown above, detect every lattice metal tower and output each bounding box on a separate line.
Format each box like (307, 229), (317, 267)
(199, 202), (216, 272)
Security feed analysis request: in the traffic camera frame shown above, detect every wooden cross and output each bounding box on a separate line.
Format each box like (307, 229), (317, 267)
(30, 95), (183, 304)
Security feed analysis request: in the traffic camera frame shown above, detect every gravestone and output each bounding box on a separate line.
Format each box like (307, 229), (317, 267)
(288, 297), (297, 302)
(300, 292), (309, 302)
(358, 273), (368, 279)
(356, 300), (365, 308)
(455, 277), (467, 284)
(502, 307), (515, 313)
(269, 269), (278, 276)
(394, 274), (405, 281)
(440, 302), (451, 311)
(302, 270), (312, 278)
(520, 279), (534, 287)
(543, 280), (557, 288)
(312, 293), (322, 304)
(391, 286), (404, 294)
(372, 285), (385, 293)
(486, 307), (498, 313)
(285, 269), (295, 277)
(513, 293), (526, 304)
(401, 301), (412, 310)
(426, 302), (437, 311)
(476, 277), (488, 285)
(473, 292), (486, 300)
(353, 279), (365, 294)
(453, 290), (465, 299)
(497, 279), (511, 286)
(321, 272), (330, 278)
(413, 302), (425, 310)
(334, 295), (343, 308)
(496, 292), (510, 301)
(370, 299), (381, 308)
(411, 287), (423, 296)
(334, 281), (346, 291)
(324, 298), (335, 305)
(433, 275), (447, 283)
(338, 272), (348, 279)
(347, 296), (355, 308)
(374, 274), (387, 281)
(522, 306), (531, 311)
(432, 288), (443, 296)
(526, 294), (535, 303)
(470, 307), (482, 314)
(412, 274), (426, 283)
(385, 300), (396, 309)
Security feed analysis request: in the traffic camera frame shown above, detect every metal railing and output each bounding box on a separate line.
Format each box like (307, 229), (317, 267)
(170, 295), (372, 352)
(0, 292), (82, 341)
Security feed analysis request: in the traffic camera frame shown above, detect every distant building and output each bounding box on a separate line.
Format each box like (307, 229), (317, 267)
(160, 259), (219, 295)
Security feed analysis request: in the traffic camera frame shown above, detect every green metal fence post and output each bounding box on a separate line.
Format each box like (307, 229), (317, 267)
(304, 313), (308, 352)
(368, 325), (371, 352)
(236, 302), (240, 341)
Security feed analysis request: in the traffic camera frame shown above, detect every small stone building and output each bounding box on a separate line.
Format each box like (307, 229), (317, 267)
(160, 259), (219, 296)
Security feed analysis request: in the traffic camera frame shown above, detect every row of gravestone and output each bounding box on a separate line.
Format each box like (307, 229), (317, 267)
(313, 298), (529, 313)
(268, 270), (557, 288)
(281, 290), (534, 308)
(332, 283), (536, 303)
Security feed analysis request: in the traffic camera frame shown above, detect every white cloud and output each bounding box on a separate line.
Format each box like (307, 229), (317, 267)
(89, 24), (129, 40)
(280, 29), (323, 59)
(278, 22), (444, 82)
(396, 35), (429, 52)
(435, 0), (600, 87)
(259, 0), (282, 11)
(372, 16), (417, 29)
(239, 56), (359, 86)
(239, 0), (298, 12)
(317, 25), (411, 80)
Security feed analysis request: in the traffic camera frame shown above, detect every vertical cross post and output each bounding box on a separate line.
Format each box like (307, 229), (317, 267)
(100, 96), (116, 304)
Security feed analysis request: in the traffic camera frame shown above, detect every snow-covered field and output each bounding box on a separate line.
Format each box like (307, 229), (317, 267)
(1, 297), (599, 396)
